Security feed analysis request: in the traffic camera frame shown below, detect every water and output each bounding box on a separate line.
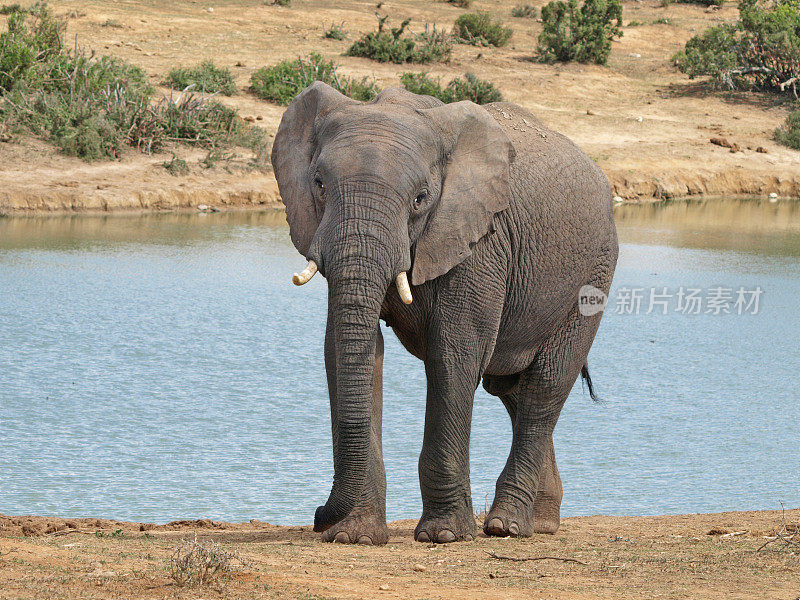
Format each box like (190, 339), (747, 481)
(1, 199), (798, 524)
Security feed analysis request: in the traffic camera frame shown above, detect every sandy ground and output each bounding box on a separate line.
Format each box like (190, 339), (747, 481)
(1, 0), (799, 214)
(1, 509), (798, 599)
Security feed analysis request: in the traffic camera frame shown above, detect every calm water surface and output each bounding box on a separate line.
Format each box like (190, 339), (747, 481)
(1, 199), (798, 524)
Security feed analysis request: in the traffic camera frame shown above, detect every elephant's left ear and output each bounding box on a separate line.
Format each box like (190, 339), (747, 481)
(411, 101), (515, 286)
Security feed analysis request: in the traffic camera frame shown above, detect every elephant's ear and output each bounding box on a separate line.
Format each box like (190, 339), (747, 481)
(271, 81), (356, 257)
(411, 101), (515, 286)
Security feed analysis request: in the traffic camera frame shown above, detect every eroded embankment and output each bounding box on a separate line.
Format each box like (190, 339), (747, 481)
(2, 166), (799, 216)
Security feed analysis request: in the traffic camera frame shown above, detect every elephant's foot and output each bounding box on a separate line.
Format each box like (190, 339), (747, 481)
(484, 500), (560, 537)
(321, 509), (389, 546)
(414, 511), (476, 544)
(484, 504), (535, 538)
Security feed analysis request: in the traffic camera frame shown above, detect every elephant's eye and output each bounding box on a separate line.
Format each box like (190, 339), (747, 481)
(314, 176), (325, 193)
(413, 190), (428, 210)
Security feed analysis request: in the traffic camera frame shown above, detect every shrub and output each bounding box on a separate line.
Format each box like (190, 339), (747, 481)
(676, 0), (725, 5)
(169, 534), (240, 587)
(250, 53), (380, 105)
(445, 0), (471, 7)
(324, 21), (347, 40)
(163, 61), (237, 95)
(537, 0), (623, 64)
(410, 24), (453, 62)
(673, 0), (800, 97)
(511, 4), (537, 18)
(0, 3), (64, 92)
(346, 15), (452, 63)
(0, 3), (26, 14)
(400, 71), (503, 104)
(0, 7), (265, 161)
(453, 12), (513, 46)
(163, 155), (190, 175)
(775, 110), (800, 149)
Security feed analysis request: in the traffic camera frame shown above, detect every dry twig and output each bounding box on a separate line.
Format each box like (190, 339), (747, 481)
(486, 550), (587, 565)
(757, 504), (799, 553)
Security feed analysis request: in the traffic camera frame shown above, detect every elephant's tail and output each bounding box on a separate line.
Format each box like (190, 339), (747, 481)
(580, 363), (600, 402)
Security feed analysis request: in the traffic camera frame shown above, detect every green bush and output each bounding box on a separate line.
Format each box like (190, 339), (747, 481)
(346, 15), (452, 63)
(163, 61), (237, 95)
(0, 3), (64, 92)
(673, 0), (800, 96)
(400, 71), (503, 104)
(0, 3), (27, 14)
(511, 4), (537, 17)
(511, 4), (537, 18)
(453, 12), (513, 46)
(324, 21), (347, 40)
(537, 0), (623, 64)
(445, 0), (471, 7)
(250, 53), (380, 105)
(775, 110), (800, 149)
(0, 6), (266, 161)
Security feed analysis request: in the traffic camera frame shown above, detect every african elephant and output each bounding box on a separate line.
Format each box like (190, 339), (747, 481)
(271, 82), (618, 545)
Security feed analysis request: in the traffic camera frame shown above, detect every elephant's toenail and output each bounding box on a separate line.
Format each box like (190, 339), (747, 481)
(416, 531), (430, 543)
(437, 530), (456, 543)
(333, 532), (350, 543)
(485, 518), (504, 533)
(508, 522), (519, 536)
(356, 535), (373, 545)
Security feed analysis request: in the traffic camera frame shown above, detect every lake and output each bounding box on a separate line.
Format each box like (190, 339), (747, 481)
(1, 199), (798, 525)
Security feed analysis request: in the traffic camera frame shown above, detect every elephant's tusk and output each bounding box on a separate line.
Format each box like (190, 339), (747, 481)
(292, 261), (318, 286)
(396, 272), (413, 305)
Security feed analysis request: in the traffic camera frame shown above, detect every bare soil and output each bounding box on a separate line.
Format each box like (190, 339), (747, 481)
(1, 509), (798, 599)
(2, 0), (799, 215)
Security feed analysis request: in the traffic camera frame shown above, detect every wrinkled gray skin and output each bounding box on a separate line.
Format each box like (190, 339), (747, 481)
(271, 82), (618, 545)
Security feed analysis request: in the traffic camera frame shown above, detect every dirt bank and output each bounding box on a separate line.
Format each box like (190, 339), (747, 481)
(1, 0), (799, 215)
(1, 509), (798, 599)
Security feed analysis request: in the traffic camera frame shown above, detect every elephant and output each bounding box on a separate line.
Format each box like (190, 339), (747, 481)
(271, 82), (618, 546)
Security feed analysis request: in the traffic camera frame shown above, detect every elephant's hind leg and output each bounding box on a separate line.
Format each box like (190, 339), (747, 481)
(485, 299), (603, 538)
(321, 327), (389, 546)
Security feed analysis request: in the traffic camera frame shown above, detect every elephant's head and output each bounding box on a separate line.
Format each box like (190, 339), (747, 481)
(271, 82), (515, 533)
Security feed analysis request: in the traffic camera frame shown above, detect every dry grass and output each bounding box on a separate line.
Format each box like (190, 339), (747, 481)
(169, 532), (242, 586)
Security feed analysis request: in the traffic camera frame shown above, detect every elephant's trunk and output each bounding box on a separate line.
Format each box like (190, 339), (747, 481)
(312, 212), (399, 533)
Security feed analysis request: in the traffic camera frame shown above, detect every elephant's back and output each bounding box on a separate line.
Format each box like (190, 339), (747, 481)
(483, 102), (612, 211)
(480, 102), (617, 364)
(482, 101), (615, 249)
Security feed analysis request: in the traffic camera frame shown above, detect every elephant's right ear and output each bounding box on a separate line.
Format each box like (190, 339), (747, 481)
(271, 82), (356, 257)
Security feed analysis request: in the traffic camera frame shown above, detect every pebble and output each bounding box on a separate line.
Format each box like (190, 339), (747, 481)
(613, 196), (624, 203)
(379, 583), (390, 590)
(769, 192), (778, 202)
(413, 563), (427, 572)
(207, 7), (214, 12)
(636, 116), (643, 123)
(628, 53), (641, 58)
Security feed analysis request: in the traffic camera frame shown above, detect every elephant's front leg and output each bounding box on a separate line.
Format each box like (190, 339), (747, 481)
(322, 324), (389, 545)
(414, 345), (481, 544)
